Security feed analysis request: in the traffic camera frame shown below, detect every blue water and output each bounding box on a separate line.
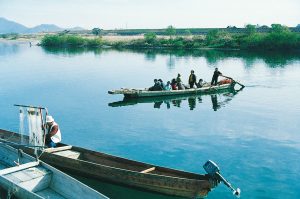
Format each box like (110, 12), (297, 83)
(0, 42), (300, 199)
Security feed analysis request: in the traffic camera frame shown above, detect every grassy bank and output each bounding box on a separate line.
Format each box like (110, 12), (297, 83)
(40, 25), (300, 51)
(41, 34), (102, 47)
(110, 28), (300, 50)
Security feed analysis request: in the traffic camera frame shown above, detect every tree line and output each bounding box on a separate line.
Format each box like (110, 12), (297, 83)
(40, 24), (300, 50)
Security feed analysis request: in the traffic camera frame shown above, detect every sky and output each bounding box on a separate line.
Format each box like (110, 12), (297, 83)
(0, 0), (299, 29)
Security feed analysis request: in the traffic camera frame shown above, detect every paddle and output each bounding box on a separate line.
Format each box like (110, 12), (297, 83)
(222, 75), (245, 88)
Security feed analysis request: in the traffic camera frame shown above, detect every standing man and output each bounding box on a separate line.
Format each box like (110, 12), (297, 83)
(211, 68), (222, 86)
(45, 115), (61, 148)
(188, 70), (197, 88)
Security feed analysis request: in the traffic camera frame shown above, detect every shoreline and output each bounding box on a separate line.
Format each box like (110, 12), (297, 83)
(1, 34), (299, 52)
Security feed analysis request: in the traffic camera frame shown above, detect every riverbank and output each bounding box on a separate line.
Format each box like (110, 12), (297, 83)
(2, 26), (300, 51)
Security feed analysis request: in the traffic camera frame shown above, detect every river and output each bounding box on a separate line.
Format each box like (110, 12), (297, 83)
(0, 41), (300, 199)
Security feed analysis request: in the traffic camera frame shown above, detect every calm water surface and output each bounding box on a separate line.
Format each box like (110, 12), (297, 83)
(0, 42), (300, 199)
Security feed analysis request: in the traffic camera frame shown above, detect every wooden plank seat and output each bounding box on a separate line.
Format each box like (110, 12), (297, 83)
(52, 150), (81, 159)
(44, 145), (72, 153)
(140, 167), (155, 174)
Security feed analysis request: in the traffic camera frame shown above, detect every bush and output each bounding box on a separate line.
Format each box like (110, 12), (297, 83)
(41, 34), (102, 47)
(144, 32), (157, 44)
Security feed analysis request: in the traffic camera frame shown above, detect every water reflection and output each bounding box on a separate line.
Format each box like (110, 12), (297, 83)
(41, 46), (300, 68)
(135, 48), (300, 68)
(109, 87), (243, 111)
(71, 173), (184, 199)
(41, 46), (103, 56)
(0, 43), (19, 57)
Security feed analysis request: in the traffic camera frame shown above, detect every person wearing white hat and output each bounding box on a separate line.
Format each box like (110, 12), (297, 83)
(45, 115), (62, 148)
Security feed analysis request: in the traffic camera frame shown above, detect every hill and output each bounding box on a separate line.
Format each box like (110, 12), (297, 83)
(0, 17), (28, 33)
(0, 17), (86, 34)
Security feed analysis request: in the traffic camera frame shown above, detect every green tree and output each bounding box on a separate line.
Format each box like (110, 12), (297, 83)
(184, 29), (192, 36)
(271, 24), (289, 33)
(144, 32), (157, 44)
(205, 29), (219, 45)
(245, 24), (256, 35)
(166, 25), (176, 38)
(92, 28), (102, 36)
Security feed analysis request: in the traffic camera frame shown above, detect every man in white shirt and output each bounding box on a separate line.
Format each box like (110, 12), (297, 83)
(45, 115), (62, 148)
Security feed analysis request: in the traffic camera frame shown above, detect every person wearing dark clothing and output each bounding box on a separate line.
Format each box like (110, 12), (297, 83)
(149, 79), (163, 91)
(211, 68), (222, 86)
(196, 79), (204, 88)
(188, 70), (197, 88)
(158, 79), (164, 90)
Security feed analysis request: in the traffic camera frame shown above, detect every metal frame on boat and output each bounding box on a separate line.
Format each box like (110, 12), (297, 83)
(0, 142), (108, 199)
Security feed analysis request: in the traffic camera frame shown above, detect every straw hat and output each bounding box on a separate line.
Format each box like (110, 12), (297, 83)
(46, 115), (54, 123)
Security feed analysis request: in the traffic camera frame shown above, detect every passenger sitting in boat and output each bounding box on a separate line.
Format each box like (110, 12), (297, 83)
(218, 78), (232, 85)
(176, 73), (182, 85)
(164, 81), (172, 90)
(171, 79), (177, 90)
(158, 79), (165, 90)
(176, 74), (186, 90)
(149, 79), (162, 91)
(196, 79), (204, 88)
(45, 115), (62, 148)
(177, 82), (185, 90)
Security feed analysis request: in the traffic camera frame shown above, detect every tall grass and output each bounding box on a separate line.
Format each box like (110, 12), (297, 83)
(41, 35), (102, 47)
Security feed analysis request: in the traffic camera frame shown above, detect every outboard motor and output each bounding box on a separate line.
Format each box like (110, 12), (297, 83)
(203, 160), (241, 197)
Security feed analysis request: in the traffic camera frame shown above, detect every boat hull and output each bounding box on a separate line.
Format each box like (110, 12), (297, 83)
(0, 142), (107, 199)
(0, 129), (217, 198)
(42, 151), (211, 198)
(109, 83), (235, 98)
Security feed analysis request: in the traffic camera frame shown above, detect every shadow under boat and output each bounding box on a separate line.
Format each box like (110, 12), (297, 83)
(109, 86), (244, 110)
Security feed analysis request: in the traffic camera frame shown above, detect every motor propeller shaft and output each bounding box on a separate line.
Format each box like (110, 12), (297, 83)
(203, 160), (241, 197)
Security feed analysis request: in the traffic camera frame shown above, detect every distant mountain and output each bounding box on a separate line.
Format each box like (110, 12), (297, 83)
(0, 17), (86, 34)
(0, 17), (28, 33)
(67, 26), (86, 31)
(27, 24), (63, 33)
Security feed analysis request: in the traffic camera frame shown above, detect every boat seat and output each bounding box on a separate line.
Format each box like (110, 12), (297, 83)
(3, 165), (52, 192)
(52, 150), (81, 159)
(140, 167), (155, 174)
(44, 145), (72, 153)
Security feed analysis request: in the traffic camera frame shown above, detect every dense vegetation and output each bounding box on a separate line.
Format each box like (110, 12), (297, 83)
(0, 33), (19, 40)
(112, 24), (300, 50)
(40, 24), (300, 51)
(41, 34), (102, 47)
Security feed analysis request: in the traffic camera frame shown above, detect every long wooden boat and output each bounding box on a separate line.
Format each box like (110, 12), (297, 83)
(108, 82), (235, 98)
(109, 86), (237, 108)
(0, 129), (219, 198)
(0, 143), (108, 199)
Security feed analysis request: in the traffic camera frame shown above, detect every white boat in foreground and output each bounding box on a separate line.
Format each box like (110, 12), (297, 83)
(0, 143), (108, 199)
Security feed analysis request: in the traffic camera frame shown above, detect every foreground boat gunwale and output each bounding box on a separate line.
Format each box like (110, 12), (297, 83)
(63, 145), (210, 180)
